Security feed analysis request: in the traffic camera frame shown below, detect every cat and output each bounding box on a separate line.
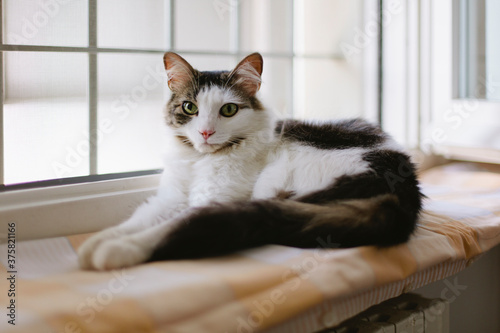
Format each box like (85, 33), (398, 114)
(78, 52), (423, 270)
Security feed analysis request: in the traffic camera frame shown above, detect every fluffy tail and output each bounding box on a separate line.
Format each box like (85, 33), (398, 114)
(148, 193), (418, 261)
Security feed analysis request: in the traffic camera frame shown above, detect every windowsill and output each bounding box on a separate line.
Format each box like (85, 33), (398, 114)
(0, 174), (160, 243)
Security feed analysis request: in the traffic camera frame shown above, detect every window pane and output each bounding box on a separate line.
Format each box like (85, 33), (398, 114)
(181, 54), (236, 72)
(486, 0), (500, 100)
(3, 0), (88, 47)
(5, 52), (88, 100)
(4, 52), (89, 185)
(294, 0), (361, 56)
(97, 0), (168, 50)
(459, 0), (500, 100)
(240, 0), (292, 54)
(175, 0), (232, 52)
(97, 54), (166, 174)
(294, 59), (362, 120)
(260, 57), (292, 117)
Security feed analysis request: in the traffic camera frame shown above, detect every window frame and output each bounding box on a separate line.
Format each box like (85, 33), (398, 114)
(428, 0), (500, 163)
(382, 0), (500, 164)
(0, 174), (160, 242)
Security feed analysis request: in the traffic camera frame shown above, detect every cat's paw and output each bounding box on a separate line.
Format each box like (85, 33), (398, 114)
(78, 228), (126, 270)
(90, 238), (151, 270)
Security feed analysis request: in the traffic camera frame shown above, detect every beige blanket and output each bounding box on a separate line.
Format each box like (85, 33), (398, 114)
(1, 164), (500, 332)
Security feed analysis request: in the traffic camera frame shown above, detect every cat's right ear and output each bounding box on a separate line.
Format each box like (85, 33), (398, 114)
(163, 52), (195, 92)
(229, 53), (263, 96)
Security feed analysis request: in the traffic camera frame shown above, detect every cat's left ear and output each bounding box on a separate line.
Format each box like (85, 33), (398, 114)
(229, 53), (263, 96)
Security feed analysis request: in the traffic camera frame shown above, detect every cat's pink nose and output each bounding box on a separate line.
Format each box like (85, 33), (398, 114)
(200, 130), (215, 140)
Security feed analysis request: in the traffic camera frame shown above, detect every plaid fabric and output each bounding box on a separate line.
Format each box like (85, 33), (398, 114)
(1, 163), (500, 333)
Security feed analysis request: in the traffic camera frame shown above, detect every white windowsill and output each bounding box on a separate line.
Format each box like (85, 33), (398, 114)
(0, 174), (160, 243)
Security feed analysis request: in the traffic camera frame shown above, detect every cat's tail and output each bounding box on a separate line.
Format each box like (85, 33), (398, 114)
(147, 193), (419, 261)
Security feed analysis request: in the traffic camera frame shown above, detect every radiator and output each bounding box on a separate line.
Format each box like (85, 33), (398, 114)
(320, 293), (449, 333)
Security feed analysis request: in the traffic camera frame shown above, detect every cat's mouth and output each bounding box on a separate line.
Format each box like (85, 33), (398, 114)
(197, 137), (245, 154)
(197, 142), (222, 153)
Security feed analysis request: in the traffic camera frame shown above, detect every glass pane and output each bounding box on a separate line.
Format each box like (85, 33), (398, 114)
(180, 54), (236, 72)
(3, 0), (88, 47)
(459, 0), (500, 100)
(293, 59), (362, 120)
(294, 0), (362, 56)
(97, 0), (168, 49)
(240, 0), (292, 54)
(260, 57), (292, 117)
(5, 52), (88, 101)
(175, 0), (232, 52)
(97, 53), (166, 174)
(3, 52), (89, 185)
(485, 0), (500, 100)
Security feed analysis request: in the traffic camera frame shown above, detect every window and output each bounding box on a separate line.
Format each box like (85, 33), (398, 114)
(428, 0), (500, 163)
(0, 0), (370, 190)
(457, 0), (500, 101)
(381, 0), (500, 164)
(0, 1), (373, 239)
(1, 0), (168, 188)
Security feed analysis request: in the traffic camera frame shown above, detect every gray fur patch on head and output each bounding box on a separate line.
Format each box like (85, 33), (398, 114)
(164, 94), (196, 129)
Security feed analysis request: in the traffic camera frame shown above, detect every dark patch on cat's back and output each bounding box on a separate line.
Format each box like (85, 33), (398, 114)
(362, 149), (423, 215)
(275, 118), (386, 150)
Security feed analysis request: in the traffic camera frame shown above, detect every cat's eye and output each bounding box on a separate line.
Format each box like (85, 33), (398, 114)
(182, 101), (198, 115)
(220, 103), (239, 117)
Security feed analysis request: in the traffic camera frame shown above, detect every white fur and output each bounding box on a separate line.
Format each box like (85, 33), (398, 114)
(78, 85), (383, 270)
(252, 144), (371, 200)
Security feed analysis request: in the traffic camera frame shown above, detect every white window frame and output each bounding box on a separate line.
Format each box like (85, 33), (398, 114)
(382, 0), (500, 164)
(0, 0), (377, 241)
(0, 174), (159, 242)
(428, 0), (500, 163)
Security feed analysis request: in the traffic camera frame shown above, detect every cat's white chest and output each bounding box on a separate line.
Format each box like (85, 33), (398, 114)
(187, 153), (262, 206)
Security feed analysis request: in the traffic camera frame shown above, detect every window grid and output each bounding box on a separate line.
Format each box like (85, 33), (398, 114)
(0, 0), (344, 190)
(89, 0), (98, 175)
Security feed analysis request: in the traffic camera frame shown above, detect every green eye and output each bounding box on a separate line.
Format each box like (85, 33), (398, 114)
(182, 101), (198, 115)
(220, 103), (239, 117)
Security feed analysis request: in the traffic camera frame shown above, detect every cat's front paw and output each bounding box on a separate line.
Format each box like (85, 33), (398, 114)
(92, 239), (151, 270)
(78, 229), (119, 270)
(83, 238), (151, 271)
(78, 226), (140, 270)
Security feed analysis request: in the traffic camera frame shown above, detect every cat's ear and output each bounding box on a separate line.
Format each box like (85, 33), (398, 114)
(229, 53), (263, 96)
(163, 52), (196, 92)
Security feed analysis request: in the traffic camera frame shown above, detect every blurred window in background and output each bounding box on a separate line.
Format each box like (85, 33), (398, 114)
(0, 0), (370, 188)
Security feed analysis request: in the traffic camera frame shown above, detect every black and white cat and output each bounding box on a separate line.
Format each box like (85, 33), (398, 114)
(79, 52), (422, 270)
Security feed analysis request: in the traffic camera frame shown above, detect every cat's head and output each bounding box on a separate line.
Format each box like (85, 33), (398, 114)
(163, 52), (268, 154)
